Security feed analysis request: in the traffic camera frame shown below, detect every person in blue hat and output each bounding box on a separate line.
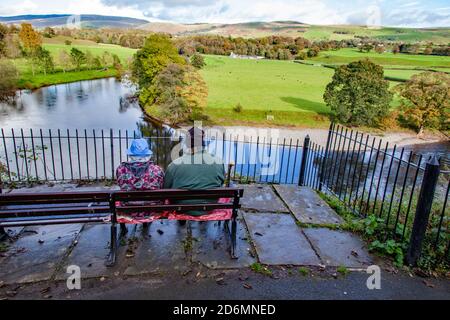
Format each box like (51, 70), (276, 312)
(116, 138), (164, 230)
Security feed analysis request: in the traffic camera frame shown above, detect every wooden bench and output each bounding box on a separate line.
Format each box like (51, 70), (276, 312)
(0, 188), (243, 266)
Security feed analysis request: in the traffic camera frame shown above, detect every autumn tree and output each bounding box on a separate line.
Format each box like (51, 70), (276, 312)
(18, 23), (41, 55)
(396, 72), (449, 135)
(151, 63), (208, 125)
(324, 59), (392, 127)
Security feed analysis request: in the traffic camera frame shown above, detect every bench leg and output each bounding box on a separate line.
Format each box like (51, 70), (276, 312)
(106, 223), (117, 267)
(230, 217), (238, 259)
(120, 223), (128, 235)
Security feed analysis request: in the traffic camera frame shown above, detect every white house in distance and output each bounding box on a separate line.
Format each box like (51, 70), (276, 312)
(229, 52), (265, 60)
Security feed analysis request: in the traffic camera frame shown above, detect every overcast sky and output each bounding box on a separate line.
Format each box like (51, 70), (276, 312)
(0, 0), (449, 27)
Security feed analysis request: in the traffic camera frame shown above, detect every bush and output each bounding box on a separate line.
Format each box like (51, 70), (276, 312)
(233, 102), (243, 113)
(190, 53), (205, 69)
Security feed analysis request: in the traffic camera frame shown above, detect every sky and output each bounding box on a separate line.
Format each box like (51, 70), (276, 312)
(0, 0), (449, 27)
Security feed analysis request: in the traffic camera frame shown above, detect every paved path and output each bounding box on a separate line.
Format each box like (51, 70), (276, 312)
(1, 183), (373, 287)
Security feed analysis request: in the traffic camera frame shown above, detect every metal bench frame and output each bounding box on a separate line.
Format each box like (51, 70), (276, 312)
(0, 188), (243, 266)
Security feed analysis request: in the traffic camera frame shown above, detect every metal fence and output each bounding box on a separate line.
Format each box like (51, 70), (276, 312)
(0, 128), (305, 186)
(299, 123), (449, 266)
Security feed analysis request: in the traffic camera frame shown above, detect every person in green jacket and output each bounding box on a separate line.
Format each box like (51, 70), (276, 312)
(164, 127), (225, 217)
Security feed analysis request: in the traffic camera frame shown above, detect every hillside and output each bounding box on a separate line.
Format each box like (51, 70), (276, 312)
(140, 21), (450, 44)
(0, 14), (149, 29)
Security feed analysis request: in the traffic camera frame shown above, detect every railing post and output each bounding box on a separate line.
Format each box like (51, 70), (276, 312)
(319, 122), (333, 191)
(298, 135), (310, 186)
(110, 129), (115, 180)
(406, 155), (440, 266)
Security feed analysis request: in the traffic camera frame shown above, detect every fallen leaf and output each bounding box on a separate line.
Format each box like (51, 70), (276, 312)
(351, 250), (358, 257)
(157, 229), (164, 235)
(43, 294), (52, 299)
(239, 275), (249, 281)
(126, 253), (134, 258)
(38, 239), (45, 244)
(100, 277), (106, 282)
(422, 280), (435, 288)
(254, 232), (263, 236)
(114, 272), (120, 277)
(243, 283), (252, 289)
(216, 277), (225, 285)
(40, 287), (51, 294)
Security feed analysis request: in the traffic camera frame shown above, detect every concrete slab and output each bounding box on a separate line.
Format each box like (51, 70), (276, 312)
(191, 213), (256, 269)
(243, 212), (320, 266)
(239, 184), (288, 213)
(123, 220), (189, 276)
(303, 228), (373, 267)
(0, 224), (82, 284)
(274, 185), (343, 225)
(55, 223), (122, 280)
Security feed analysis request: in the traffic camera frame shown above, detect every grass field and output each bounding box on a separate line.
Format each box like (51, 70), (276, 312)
(201, 55), (334, 127)
(15, 36), (137, 89)
(310, 48), (450, 68)
(199, 52), (450, 127)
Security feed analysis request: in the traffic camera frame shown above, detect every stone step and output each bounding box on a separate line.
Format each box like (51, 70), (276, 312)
(243, 212), (320, 266)
(274, 185), (343, 225)
(239, 184), (289, 213)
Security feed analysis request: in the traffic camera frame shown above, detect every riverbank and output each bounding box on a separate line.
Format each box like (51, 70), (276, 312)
(17, 68), (119, 90)
(202, 125), (449, 149)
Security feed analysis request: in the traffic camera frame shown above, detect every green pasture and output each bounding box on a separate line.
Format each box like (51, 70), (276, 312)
(310, 48), (450, 68)
(200, 55), (334, 127)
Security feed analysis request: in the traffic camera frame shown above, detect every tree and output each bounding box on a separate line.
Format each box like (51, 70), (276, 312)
(34, 47), (54, 75)
(423, 46), (433, 55)
(150, 63), (208, 125)
(132, 34), (186, 107)
(0, 59), (19, 102)
(58, 49), (72, 73)
(70, 47), (86, 70)
(323, 59), (393, 127)
(18, 23), (41, 55)
(307, 46), (320, 58)
(190, 53), (205, 69)
(395, 72), (449, 135)
(0, 23), (8, 56)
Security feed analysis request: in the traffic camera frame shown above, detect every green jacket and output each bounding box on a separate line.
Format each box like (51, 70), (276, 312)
(164, 149), (225, 216)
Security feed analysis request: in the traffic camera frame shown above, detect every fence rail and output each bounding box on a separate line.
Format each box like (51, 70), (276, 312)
(0, 128), (305, 186)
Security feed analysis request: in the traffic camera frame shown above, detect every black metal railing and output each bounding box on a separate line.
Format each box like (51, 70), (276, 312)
(0, 128), (305, 186)
(299, 123), (449, 266)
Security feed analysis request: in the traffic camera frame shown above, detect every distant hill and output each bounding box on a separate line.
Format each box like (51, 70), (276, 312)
(0, 14), (149, 29)
(0, 14), (448, 43)
(139, 21), (449, 43)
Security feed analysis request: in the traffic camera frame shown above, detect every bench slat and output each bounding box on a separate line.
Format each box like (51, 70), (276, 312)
(116, 203), (238, 213)
(0, 206), (111, 218)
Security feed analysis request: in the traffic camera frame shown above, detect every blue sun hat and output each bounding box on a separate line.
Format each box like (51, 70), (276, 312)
(127, 138), (152, 157)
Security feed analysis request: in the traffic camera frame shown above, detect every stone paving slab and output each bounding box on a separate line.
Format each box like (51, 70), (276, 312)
(239, 184), (288, 213)
(243, 212), (320, 266)
(191, 213), (256, 269)
(0, 224), (82, 284)
(274, 185), (343, 225)
(55, 224), (122, 280)
(123, 220), (189, 276)
(303, 228), (373, 268)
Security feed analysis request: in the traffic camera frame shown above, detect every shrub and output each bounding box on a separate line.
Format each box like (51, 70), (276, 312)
(233, 102), (243, 113)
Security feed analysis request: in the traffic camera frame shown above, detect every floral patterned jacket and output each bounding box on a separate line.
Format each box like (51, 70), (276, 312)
(115, 161), (164, 223)
(116, 161), (164, 192)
